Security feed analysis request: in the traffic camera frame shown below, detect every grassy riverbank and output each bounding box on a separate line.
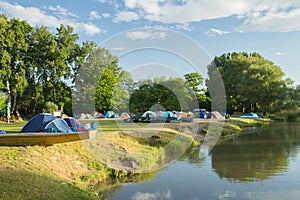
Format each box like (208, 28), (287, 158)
(0, 118), (269, 199)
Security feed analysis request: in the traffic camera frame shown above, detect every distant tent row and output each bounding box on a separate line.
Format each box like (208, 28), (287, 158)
(78, 111), (123, 119)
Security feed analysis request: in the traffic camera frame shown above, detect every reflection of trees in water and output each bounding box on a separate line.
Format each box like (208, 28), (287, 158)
(95, 172), (157, 199)
(211, 123), (300, 183)
(179, 144), (206, 167)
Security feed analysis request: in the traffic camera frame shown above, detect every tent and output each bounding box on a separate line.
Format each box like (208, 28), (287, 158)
(21, 113), (57, 133)
(162, 111), (175, 118)
(120, 112), (130, 118)
(63, 117), (90, 132)
(141, 111), (157, 118)
(44, 118), (72, 133)
(239, 112), (260, 119)
(104, 110), (117, 118)
(96, 113), (105, 118)
(208, 111), (225, 119)
(199, 111), (207, 118)
(86, 113), (94, 119)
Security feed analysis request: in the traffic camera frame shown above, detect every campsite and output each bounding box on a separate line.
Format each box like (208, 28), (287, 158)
(1, 5), (300, 200)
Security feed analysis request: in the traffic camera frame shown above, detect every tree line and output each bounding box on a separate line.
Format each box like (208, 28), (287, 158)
(1, 14), (300, 119)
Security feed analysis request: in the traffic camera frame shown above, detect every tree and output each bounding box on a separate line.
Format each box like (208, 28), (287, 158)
(238, 63), (285, 113)
(0, 14), (32, 121)
(184, 72), (210, 110)
(19, 25), (92, 115)
(112, 71), (133, 112)
(129, 76), (195, 113)
(207, 52), (286, 114)
(73, 47), (125, 114)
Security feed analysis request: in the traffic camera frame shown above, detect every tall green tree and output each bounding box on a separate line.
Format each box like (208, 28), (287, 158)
(74, 47), (126, 114)
(208, 52), (286, 114)
(238, 63), (285, 113)
(184, 72), (210, 110)
(0, 14), (32, 120)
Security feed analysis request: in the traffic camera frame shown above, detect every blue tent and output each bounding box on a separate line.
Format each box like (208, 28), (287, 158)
(199, 111), (207, 119)
(21, 113), (57, 133)
(104, 110), (117, 118)
(239, 112), (259, 119)
(162, 111), (175, 118)
(44, 118), (72, 133)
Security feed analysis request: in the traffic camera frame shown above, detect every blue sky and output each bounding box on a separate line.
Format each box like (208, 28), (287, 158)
(1, 0), (300, 83)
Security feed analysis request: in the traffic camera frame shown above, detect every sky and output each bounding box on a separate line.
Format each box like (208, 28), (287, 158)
(1, 0), (300, 83)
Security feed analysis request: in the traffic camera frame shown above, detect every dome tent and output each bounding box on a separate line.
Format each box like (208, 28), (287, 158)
(21, 113), (72, 133)
(44, 118), (72, 133)
(162, 111), (175, 118)
(21, 113), (57, 133)
(63, 117), (90, 132)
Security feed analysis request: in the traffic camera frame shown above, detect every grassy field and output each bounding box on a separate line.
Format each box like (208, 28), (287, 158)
(0, 118), (269, 199)
(0, 121), (26, 133)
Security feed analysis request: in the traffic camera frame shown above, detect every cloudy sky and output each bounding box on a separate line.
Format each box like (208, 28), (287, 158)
(1, 0), (300, 83)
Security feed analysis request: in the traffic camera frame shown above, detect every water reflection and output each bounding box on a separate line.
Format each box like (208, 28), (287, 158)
(93, 172), (158, 199)
(211, 123), (300, 182)
(98, 123), (300, 199)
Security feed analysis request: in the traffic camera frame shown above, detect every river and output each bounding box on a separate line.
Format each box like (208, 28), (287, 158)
(99, 122), (300, 200)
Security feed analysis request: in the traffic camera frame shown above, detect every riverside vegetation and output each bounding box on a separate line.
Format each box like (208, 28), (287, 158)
(0, 118), (268, 199)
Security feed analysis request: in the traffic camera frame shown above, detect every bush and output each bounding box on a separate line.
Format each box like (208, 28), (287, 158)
(43, 102), (58, 114)
(272, 110), (300, 122)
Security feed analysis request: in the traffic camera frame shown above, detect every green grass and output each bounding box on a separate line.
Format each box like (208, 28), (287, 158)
(0, 118), (271, 199)
(219, 117), (270, 136)
(0, 121), (26, 133)
(0, 168), (97, 200)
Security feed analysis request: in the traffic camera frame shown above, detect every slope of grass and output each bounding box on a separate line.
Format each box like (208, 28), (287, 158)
(0, 118), (271, 199)
(0, 168), (96, 200)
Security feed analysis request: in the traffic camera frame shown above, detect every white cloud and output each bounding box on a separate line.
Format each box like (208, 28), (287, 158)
(89, 11), (101, 20)
(113, 11), (139, 22)
(205, 28), (229, 37)
(122, 0), (251, 23)
(102, 13), (110, 18)
(126, 30), (167, 40)
(131, 190), (172, 200)
(118, 0), (300, 33)
(124, 0), (162, 15)
(238, 7), (300, 32)
(80, 22), (104, 36)
(0, 2), (104, 36)
(275, 51), (285, 56)
(48, 5), (78, 18)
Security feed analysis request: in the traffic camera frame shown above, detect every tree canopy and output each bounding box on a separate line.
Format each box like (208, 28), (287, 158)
(0, 14), (91, 117)
(207, 52), (288, 114)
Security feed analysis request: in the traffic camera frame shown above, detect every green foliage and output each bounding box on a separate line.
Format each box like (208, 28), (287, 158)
(0, 14), (92, 116)
(74, 46), (130, 114)
(129, 76), (196, 113)
(43, 101), (58, 114)
(271, 110), (300, 122)
(0, 92), (6, 111)
(208, 52), (287, 114)
(184, 72), (210, 110)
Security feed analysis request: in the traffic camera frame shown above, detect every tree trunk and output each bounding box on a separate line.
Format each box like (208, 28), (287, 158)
(12, 92), (17, 114)
(6, 79), (11, 123)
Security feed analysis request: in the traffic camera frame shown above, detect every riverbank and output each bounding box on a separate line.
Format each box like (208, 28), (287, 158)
(0, 118), (270, 199)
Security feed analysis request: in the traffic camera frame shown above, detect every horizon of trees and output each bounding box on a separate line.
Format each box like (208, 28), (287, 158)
(1, 14), (300, 119)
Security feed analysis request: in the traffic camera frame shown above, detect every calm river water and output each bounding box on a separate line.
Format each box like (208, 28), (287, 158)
(100, 122), (300, 200)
